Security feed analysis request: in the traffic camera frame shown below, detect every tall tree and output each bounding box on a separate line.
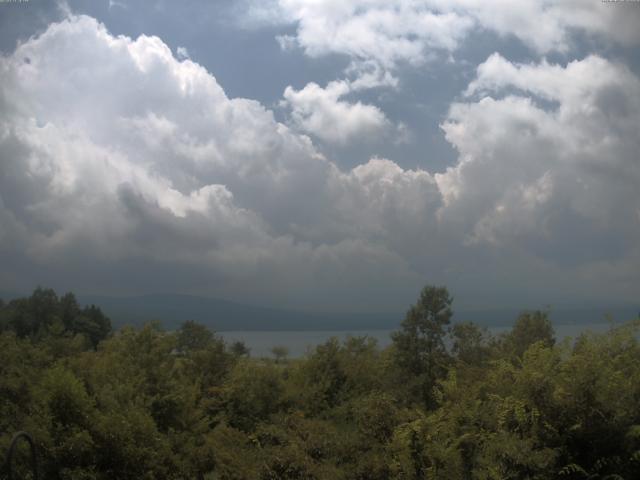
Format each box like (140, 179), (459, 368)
(503, 310), (555, 358)
(76, 304), (112, 348)
(392, 285), (453, 407)
(450, 321), (491, 365)
(176, 320), (213, 353)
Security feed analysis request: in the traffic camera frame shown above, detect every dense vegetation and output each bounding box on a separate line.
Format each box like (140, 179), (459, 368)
(1, 286), (639, 479)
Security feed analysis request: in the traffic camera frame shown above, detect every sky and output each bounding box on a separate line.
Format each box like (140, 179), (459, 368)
(0, 0), (639, 314)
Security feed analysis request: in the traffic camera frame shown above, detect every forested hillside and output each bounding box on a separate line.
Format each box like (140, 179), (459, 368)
(1, 287), (639, 479)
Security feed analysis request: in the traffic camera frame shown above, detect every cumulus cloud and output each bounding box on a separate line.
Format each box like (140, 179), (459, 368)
(264, 0), (640, 151)
(272, 1), (469, 145)
(0, 15), (439, 310)
(282, 80), (390, 144)
(1, 13), (639, 312)
(275, 0), (473, 83)
(434, 0), (640, 54)
(437, 54), (640, 269)
(263, 1), (640, 68)
(429, 52), (639, 304)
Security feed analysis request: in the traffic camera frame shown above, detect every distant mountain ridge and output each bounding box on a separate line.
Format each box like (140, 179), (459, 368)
(77, 293), (399, 331)
(1, 290), (637, 331)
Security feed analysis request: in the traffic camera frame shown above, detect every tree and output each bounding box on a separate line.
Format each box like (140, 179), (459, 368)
(391, 285), (453, 407)
(503, 310), (554, 358)
(75, 304), (112, 348)
(0, 289), (111, 348)
(450, 321), (491, 365)
(271, 345), (289, 364)
(295, 337), (347, 412)
(223, 361), (284, 431)
(5, 287), (59, 338)
(176, 320), (213, 353)
(230, 340), (250, 357)
(59, 292), (81, 331)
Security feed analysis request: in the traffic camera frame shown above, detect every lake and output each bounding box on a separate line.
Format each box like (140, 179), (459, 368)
(220, 322), (617, 358)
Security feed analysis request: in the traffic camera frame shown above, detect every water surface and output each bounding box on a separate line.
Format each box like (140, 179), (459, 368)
(220, 322), (616, 358)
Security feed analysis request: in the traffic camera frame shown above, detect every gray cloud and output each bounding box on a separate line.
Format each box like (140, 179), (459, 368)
(436, 53), (640, 293)
(0, 16), (432, 311)
(0, 8), (638, 314)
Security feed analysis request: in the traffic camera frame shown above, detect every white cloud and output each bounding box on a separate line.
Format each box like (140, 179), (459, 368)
(233, 0), (292, 29)
(276, 0), (473, 78)
(0, 15), (437, 310)
(266, 0), (640, 148)
(464, 53), (638, 108)
(433, 0), (640, 54)
(282, 80), (390, 144)
(108, 0), (128, 10)
(264, 0), (640, 69)
(176, 46), (190, 60)
(437, 54), (640, 267)
(275, 34), (297, 51)
(1, 13), (639, 311)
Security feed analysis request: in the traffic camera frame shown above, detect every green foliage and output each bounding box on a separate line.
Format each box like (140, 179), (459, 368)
(0, 287), (111, 347)
(501, 310), (555, 359)
(450, 321), (492, 366)
(1, 287), (640, 479)
(222, 360), (285, 432)
(229, 340), (250, 358)
(177, 320), (214, 353)
(291, 335), (385, 416)
(270, 345), (289, 363)
(391, 285), (453, 407)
